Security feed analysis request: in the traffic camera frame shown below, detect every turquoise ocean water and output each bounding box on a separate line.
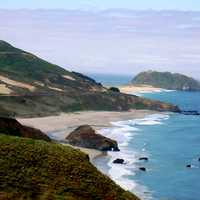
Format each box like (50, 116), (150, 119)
(91, 74), (200, 200)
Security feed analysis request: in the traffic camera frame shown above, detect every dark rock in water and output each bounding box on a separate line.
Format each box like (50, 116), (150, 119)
(180, 110), (200, 116)
(198, 158), (200, 162)
(139, 167), (146, 172)
(186, 164), (192, 168)
(66, 125), (120, 151)
(113, 159), (125, 164)
(139, 157), (149, 161)
(0, 117), (51, 142)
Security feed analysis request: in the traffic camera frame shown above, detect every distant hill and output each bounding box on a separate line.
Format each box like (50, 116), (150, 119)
(132, 71), (200, 91)
(0, 41), (179, 117)
(0, 135), (139, 200)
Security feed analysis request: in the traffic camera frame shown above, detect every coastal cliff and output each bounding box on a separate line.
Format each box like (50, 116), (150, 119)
(0, 41), (179, 117)
(131, 70), (200, 91)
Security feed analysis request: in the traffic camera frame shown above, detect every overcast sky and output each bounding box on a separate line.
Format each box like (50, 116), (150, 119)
(0, 2), (200, 78)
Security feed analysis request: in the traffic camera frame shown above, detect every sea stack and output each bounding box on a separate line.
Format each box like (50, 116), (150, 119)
(66, 125), (120, 151)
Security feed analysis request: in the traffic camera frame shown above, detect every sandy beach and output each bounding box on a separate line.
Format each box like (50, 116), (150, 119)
(119, 84), (162, 94)
(18, 110), (156, 160)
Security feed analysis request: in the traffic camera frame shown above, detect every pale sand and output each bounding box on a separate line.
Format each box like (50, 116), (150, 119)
(0, 75), (35, 91)
(0, 84), (13, 94)
(18, 110), (156, 160)
(119, 84), (162, 94)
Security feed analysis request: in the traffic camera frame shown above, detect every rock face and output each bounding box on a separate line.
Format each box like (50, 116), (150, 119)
(66, 125), (120, 151)
(0, 117), (51, 142)
(132, 70), (200, 91)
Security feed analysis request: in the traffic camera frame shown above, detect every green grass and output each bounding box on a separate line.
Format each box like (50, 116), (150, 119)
(0, 135), (139, 200)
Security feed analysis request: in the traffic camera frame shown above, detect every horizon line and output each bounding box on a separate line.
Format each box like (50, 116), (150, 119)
(0, 8), (200, 12)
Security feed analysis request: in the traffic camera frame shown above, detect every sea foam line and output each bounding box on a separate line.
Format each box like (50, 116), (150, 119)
(132, 89), (175, 96)
(98, 113), (170, 200)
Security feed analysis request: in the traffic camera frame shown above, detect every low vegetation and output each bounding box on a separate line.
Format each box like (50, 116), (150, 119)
(0, 135), (139, 200)
(0, 41), (179, 117)
(132, 70), (200, 91)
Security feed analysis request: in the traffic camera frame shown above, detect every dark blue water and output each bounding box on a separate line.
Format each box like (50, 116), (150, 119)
(130, 91), (200, 200)
(87, 73), (132, 87)
(90, 73), (200, 199)
(94, 91), (200, 200)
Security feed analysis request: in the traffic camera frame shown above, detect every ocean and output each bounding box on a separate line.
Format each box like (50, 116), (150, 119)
(87, 73), (133, 87)
(91, 74), (200, 200)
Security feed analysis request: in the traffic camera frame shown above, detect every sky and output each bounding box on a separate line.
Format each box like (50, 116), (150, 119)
(0, 2), (200, 78)
(1, 0), (200, 11)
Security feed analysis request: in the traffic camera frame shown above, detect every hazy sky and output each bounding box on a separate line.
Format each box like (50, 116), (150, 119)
(1, 0), (200, 11)
(0, 2), (200, 78)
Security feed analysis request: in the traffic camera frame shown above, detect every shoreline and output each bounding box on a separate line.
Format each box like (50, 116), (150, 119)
(95, 112), (171, 199)
(119, 84), (163, 95)
(18, 110), (157, 161)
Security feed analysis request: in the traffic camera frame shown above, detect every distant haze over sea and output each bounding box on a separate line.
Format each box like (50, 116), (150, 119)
(1, 9), (200, 78)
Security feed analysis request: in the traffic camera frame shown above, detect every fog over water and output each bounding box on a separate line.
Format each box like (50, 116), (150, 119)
(1, 9), (200, 78)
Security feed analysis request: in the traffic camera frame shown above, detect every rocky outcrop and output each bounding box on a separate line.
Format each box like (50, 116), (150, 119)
(139, 157), (149, 161)
(113, 158), (125, 164)
(132, 70), (200, 91)
(66, 125), (120, 151)
(0, 117), (51, 142)
(139, 167), (146, 172)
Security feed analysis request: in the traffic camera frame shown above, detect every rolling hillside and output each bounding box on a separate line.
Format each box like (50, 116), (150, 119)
(0, 41), (179, 117)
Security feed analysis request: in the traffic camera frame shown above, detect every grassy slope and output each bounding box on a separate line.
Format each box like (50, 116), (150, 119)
(0, 135), (139, 200)
(0, 41), (180, 117)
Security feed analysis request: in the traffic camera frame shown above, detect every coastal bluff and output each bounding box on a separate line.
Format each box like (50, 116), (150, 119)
(131, 71), (200, 91)
(0, 41), (179, 117)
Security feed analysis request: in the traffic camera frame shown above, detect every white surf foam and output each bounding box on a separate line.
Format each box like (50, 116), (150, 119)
(132, 89), (175, 96)
(98, 113), (170, 200)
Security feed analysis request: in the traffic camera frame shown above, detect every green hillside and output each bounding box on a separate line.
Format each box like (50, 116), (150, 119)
(0, 135), (139, 200)
(132, 71), (200, 91)
(0, 41), (180, 117)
